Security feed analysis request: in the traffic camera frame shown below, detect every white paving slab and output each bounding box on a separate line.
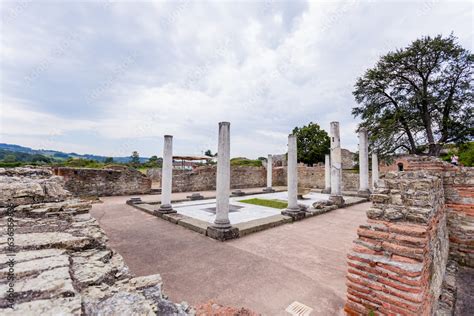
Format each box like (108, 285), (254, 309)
(172, 191), (332, 225)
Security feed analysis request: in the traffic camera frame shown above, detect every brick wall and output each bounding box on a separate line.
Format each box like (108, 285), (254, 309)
(404, 156), (474, 267)
(52, 166), (151, 196)
(345, 171), (449, 315)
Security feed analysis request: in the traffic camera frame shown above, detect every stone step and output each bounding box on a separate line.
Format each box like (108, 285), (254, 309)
(234, 214), (292, 237)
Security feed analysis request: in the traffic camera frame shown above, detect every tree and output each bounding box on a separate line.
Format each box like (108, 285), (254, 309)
(204, 149), (215, 157)
(104, 157), (114, 164)
(353, 34), (473, 156)
(3, 154), (16, 163)
(292, 122), (330, 165)
(148, 155), (158, 163)
(130, 151), (140, 165)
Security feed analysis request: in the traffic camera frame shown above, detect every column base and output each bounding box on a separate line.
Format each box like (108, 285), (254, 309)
(207, 226), (239, 241)
(321, 188), (331, 194)
(126, 197), (143, 205)
(357, 189), (371, 198)
(231, 190), (246, 197)
(281, 208), (306, 221)
(263, 187), (275, 193)
(155, 204), (176, 215)
(329, 195), (345, 206)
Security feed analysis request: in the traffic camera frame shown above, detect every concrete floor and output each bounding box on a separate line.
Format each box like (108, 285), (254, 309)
(91, 193), (369, 315)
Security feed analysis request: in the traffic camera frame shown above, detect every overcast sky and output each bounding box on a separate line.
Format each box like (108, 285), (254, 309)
(1, 0), (472, 158)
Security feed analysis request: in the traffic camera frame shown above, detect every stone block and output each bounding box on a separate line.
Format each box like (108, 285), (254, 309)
(281, 208), (306, 221)
(206, 226), (239, 241)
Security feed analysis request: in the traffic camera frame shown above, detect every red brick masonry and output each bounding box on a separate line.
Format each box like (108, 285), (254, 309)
(345, 171), (448, 315)
(405, 156), (474, 267)
(345, 156), (474, 315)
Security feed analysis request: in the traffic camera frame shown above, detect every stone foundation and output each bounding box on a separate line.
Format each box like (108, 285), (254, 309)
(0, 168), (191, 315)
(52, 166), (151, 197)
(345, 171), (449, 315)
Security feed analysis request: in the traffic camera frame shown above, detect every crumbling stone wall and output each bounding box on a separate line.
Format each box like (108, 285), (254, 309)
(274, 166), (365, 191)
(0, 168), (192, 315)
(345, 171), (449, 315)
(154, 165), (365, 193)
(404, 156), (474, 268)
(52, 167), (151, 197)
(170, 165), (267, 192)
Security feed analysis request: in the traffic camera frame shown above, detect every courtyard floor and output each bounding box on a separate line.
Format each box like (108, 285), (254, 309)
(90, 191), (369, 315)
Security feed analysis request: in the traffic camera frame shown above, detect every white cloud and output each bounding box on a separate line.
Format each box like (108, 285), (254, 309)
(1, 0), (472, 158)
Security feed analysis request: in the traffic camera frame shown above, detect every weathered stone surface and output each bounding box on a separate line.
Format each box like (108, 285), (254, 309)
(0, 169), (70, 207)
(148, 164), (369, 193)
(345, 170), (449, 315)
(52, 166), (151, 197)
(2, 297), (82, 316)
(0, 167), (193, 315)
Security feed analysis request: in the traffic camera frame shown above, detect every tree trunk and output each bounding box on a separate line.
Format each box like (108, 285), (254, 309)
(428, 143), (442, 156)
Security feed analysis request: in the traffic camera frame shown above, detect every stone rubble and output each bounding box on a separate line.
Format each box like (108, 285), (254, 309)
(0, 168), (194, 315)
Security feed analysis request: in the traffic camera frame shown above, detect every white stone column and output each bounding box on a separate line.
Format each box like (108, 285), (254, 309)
(159, 135), (175, 213)
(323, 154), (331, 193)
(287, 134), (298, 210)
(329, 122), (344, 205)
(265, 154), (273, 191)
(358, 128), (370, 196)
(214, 122), (231, 228)
(372, 152), (379, 189)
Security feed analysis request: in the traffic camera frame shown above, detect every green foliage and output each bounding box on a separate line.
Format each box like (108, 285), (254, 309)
(141, 155), (162, 168)
(440, 142), (473, 166)
(0, 162), (23, 168)
(459, 142), (474, 166)
(130, 151), (140, 165)
(60, 158), (104, 168)
(292, 122), (330, 165)
(353, 34), (473, 157)
(204, 149), (215, 157)
(0, 149), (53, 164)
(3, 154), (16, 163)
(239, 198), (288, 209)
(230, 157), (262, 167)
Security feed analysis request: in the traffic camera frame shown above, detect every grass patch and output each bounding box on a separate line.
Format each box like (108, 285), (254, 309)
(239, 198), (288, 209)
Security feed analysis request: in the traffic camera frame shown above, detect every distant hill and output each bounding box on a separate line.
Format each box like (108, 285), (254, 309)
(0, 143), (149, 163)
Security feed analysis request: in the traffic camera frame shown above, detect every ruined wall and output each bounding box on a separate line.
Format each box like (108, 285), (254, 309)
(275, 166), (366, 191)
(0, 168), (192, 314)
(170, 166), (267, 192)
(404, 156), (474, 268)
(345, 171), (449, 315)
(155, 165), (365, 193)
(52, 167), (151, 197)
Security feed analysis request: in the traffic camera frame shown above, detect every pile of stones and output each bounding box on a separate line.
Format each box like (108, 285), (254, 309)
(0, 168), (194, 315)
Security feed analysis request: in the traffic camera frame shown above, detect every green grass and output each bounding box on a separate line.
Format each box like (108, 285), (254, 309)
(239, 198), (288, 209)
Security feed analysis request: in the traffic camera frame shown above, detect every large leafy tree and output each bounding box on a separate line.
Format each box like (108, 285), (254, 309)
(292, 122), (330, 165)
(353, 34), (473, 156)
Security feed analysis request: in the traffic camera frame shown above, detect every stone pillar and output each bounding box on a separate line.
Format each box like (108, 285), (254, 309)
(207, 122), (239, 241)
(282, 134), (305, 220)
(371, 152), (379, 189)
(329, 122), (344, 206)
(157, 135), (176, 214)
(358, 128), (370, 197)
(322, 154), (331, 194)
(263, 154), (275, 192)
